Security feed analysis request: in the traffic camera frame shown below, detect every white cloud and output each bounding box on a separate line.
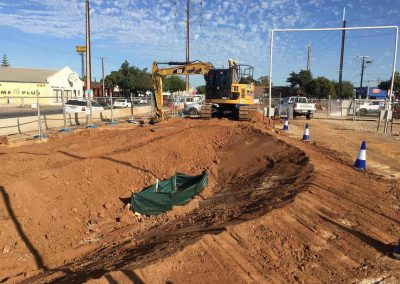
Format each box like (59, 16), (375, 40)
(0, 0), (318, 79)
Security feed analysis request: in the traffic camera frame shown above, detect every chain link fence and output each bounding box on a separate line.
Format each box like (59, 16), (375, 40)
(256, 96), (399, 134)
(0, 95), (155, 141)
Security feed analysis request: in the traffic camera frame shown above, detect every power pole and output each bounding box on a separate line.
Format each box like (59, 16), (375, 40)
(306, 41), (311, 71)
(338, 7), (346, 98)
(185, 0), (190, 95)
(85, 0), (93, 126)
(359, 55), (373, 97)
(100, 57), (105, 96)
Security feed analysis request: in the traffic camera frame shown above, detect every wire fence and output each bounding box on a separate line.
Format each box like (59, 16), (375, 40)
(1, 94), (399, 140)
(0, 95), (155, 141)
(257, 96), (399, 134)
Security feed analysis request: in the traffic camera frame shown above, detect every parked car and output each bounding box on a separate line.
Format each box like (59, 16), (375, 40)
(183, 100), (204, 115)
(113, 99), (132, 108)
(278, 96), (316, 119)
(357, 100), (384, 116)
(65, 99), (104, 114)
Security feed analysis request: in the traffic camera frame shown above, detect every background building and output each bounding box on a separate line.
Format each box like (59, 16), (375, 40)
(0, 66), (83, 105)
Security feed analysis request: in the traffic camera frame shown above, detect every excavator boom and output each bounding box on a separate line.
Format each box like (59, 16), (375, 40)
(152, 61), (214, 122)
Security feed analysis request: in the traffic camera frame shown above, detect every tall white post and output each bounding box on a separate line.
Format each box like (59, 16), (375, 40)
(268, 30), (274, 116)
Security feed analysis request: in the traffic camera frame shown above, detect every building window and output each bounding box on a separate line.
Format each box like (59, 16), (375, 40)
(53, 90), (60, 103)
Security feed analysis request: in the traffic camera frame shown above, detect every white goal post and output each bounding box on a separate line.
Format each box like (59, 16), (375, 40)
(268, 25), (399, 131)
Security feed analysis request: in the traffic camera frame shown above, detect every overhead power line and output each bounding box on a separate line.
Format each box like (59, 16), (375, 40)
(349, 13), (400, 22)
(345, 33), (393, 38)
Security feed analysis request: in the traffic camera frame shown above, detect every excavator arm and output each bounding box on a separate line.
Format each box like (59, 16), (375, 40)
(152, 61), (214, 122)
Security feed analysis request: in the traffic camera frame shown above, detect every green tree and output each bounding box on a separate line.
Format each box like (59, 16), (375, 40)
(308, 77), (336, 98)
(333, 81), (355, 99)
(1, 54), (10, 67)
(104, 61), (152, 95)
(378, 71), (400, 96)
(196, 85), (206, 94)
(163, 76), (186, 93)
(286, 70), (313, 95)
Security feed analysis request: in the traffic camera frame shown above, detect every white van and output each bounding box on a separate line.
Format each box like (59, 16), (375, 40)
(65, 100), (104, 114)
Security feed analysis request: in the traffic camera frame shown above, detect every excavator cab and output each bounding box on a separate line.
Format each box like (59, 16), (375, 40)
(201, 61), (255, 120)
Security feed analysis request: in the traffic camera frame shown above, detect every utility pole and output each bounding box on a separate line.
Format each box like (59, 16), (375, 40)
(185, 0), (190, 95)
(338, 7), (346, 98)
(306, 41), (311, 71)
(359, 55), (373, 97)
(100, 57), (105, 96)
(85, 0), (94, 127)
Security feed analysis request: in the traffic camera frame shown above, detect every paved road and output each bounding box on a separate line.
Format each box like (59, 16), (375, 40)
(0, 104), (151, 119)
(0, 106), (63, 119)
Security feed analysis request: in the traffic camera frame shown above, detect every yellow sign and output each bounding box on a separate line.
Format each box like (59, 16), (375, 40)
(76, 46), (87, 53)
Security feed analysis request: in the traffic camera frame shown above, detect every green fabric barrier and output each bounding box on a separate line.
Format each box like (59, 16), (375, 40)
(131, 170), (208, 215)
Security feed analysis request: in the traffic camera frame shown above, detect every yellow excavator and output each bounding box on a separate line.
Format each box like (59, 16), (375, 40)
(152, 60), (255, 122)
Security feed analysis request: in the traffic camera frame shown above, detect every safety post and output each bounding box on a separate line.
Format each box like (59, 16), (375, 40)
(60, 90), (71, 132)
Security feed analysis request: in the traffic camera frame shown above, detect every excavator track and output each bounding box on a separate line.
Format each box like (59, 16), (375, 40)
(200, 104), (212, 119)
(238, 106), (250, 121)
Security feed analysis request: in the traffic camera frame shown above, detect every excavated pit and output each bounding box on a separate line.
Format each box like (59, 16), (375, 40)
(0, 117), (313, 283)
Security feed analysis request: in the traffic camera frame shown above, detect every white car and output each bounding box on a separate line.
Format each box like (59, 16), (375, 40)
(65, 100), (104, 114)
(184, 100), (204, 115)
(278, 96), (316, 119)
(357, 100), (384, 116)
(113, 99), (132, 108)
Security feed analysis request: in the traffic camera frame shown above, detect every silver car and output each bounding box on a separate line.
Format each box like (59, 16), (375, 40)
(184, 100), (204, 115)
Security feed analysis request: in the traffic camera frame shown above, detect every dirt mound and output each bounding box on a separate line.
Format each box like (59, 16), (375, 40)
(0, 117), (399, 283)
(0, 118), (311, 282)
(248, 110), (264, 123)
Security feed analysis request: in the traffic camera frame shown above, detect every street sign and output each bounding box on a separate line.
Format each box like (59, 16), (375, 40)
(76, 46), (87, 53)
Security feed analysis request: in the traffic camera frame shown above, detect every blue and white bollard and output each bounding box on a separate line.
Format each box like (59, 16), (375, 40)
(302, 123), (310, 141)
(354, 140), (366, 170)
(283, 117), (289, 130)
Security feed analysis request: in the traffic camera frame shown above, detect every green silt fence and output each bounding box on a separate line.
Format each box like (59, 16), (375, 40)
(131, 170), (208, 215)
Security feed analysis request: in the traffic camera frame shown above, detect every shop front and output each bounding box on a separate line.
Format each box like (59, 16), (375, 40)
(0, 66), (83, 105)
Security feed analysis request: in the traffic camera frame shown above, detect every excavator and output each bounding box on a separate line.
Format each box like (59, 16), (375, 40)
(151, 60), (255, 122)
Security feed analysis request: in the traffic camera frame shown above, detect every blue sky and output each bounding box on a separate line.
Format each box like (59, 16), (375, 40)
(0, 0), (399, 87)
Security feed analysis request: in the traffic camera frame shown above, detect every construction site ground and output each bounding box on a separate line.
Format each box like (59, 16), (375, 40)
(0, 114), (399, 283)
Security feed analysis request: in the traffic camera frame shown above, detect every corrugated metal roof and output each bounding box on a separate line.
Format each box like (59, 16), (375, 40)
(0, 67), (59, 83)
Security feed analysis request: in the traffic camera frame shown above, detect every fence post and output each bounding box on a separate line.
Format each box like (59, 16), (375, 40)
(278, 93), (281, 117)
(127, 93), (135, 123)
(60, 89), (71, 132)
(86, 89), (96, 128)
(43, 115), (49, 130)
(341, 99), (343, 117)
(35, 90), (46, 140)
(17, 118), (22, 134)
(68, 113), (73, 126)
(328, 96), (331, 119)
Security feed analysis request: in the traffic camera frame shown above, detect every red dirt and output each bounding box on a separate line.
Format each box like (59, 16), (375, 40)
(0, 117), (399, 283)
